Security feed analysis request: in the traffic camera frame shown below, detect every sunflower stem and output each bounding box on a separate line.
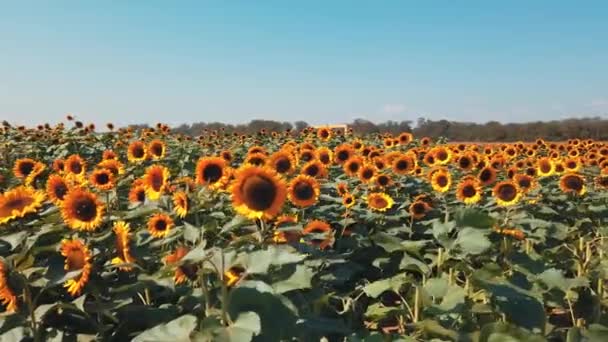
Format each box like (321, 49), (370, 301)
(24, 284), (39, 342)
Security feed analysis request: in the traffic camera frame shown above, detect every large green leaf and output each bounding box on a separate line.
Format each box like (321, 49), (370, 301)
(133, 315), (197, 342)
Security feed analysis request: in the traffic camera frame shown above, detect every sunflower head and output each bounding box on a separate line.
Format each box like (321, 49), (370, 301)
(456, 178), (482, 204)
(61, 188), (104, 231)
(492, 181), (522, 206)
(342, 193), (356, 209)
(195, 157), (229, 189)
(0, 186), (46, 224)
(315, 147), (333, 166)
(367, 192), (394, 212)
(89, 169), (115, 191)
(334, 144), (354, 164)
(0, 261), (18, 313)
(287, 175), (320, 208)
(60, 239), (92, 296)
(269, 150), (296, 175)
(46, 174), (70, 204)
(128, 182), (147, 204)
(143, 165), (170, 200)
(430, 168), (452, 193)
(127, 141), (147, 163)
(164, 246), (197, 284)
(303, 220), (334, 250)
(147, 213), (174, 238)
(172, 191), (189, 218)
(392, 154), (416, 175)
(358, 164), (377, 183)
(13, 158), (45, 185)
(537, 157), (555, 177)
(148, 139), (166, 159)
(230, 165), (287, 220)
(301, 160), (328, 179)
(409, 200), (431, 219)
(65, 154), (86, 178)
(317, 127), (332, 141)
(102, 150), (117, 160)
(514, 174), (536, 192)
(559, 173), (586, 195)
(112, 221), (135, 271)
(343, 156), (364, 177)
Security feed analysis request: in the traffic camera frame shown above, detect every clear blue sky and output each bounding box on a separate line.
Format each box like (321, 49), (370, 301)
(1, 1), (607, 127)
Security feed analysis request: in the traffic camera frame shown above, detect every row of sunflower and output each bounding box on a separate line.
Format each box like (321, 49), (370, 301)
(0, 120), (607, 340)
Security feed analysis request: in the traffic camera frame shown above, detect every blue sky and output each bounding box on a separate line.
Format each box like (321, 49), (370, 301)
(1, 1), (607, 127)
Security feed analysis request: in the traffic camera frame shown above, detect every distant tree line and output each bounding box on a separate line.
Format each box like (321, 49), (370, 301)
(130, 117), (608, 141)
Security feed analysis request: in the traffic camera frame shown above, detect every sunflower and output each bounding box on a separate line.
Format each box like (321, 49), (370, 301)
(358, 164), (377, 183)
(230, 165), (287, 220)
(0, 261), (17, 313)
(269, 150), (296, 175)
(492, 181), (522, 206)
(536, 157), (555, 177)
(298, 149), (315, 164)
(89, 169), (115, 191)
(287, 175), (320, 208)
(65, 154), (87, 179)
(315, 147), (333, 166)
(195, 156), (229, 189)
(220, 150), (233, 163)
(127, 140), (147, 163)
(430, 168), (452, 193)
(98, 159), (125, 176)
(477, 166), (497, 186)
(392, 153), (416, 175)
(143, 165), (170, 200)
(430, 147), (452, 165)
(52, 159), (65, 173)
(343, 156), (363, 177)
(60, 239), (92, 296)
(342, 193), (355, 209)
(317, 126), (332, 141)
(367, 192), (394, 212)
(248, 145), (267, 155)
(409, 200), (431, 220)
(563, 157), (582, 173)
(13, 158), (46, 185)
(456, 178), (482, 204)
(224, 266), (246, 287)
(112, 221), (135, 271)
(46, 174), (70, 204)
(298, 160), (325, 179)
(148, 139), (166, 160)
(245, 152), (267, 167)
(303, 220), (334, 250)
(102, 150), (117, 160)
(61, 188), (104, 231)
(334, 144), (354, 164)
(398, 132), (413, 145)
(559, 173), (586, 195)
(0, 186), (46, 224)
(595, 175), (608, 190)
(128, 181), (147, 204)
(423, 151), (436, 167)
(554, 161), (566, 174)
(165, 246), (197, 284)
(514, 174), (536, 192)
(147, 213), (174, 238)
(456, 153), (475, 171)
(352, 139), (364, 151)
(336, 182), (349, 197)
(373, 174), (392, 188)
(172, 191), (189, 218)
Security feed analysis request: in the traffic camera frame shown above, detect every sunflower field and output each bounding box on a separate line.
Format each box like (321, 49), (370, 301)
(1, 120), (608, 341)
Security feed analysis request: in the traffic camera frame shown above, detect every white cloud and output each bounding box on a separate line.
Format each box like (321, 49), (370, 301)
(382, 104), (407, 114)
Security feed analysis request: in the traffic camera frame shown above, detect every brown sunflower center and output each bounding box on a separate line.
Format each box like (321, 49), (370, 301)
(566, 161), (576, 169)
(371, 197), (388, 208)
(248, 157), (265, 166)
(539, 162), (551, 173)
(293, 182), (314, 200)
(436, 150), (448, 161)
(461, 184), (477, 198)
(362, 169), (374, 179)
(136, 189), (146, 202)
(348, 162), (360, 173)
(396, 160), (409, 171)
(300, 152), (313, 162)
(66, 248), (86, 270)
(19, 161), (35, 176)
(412, 202), (427, 215)
(73, 197), (98, 222)
(54, 183), (68, 200)
(304, 164), (319, 177)
(518, 177), (531, 189)
(240, 175), (277, 211)
(459, 157), (471, 169)
(564, 176), (583, 191)
(479, 169), (492, 182)
(202, 164), (223, 183)
(497, 184), (517, 201)
(150, 173), (164, 191)
(319, 154), (330, 164)
(377, 175), (389, 186)
(96, 173), (110, 185)
(155, 219), (168, 231)
(426, 155), (435, 164)
(598, 176), (608, 187)
(337, 150), (350, 162)
(436, 175), (449, 187)
(275, 158), (292, 173)
(151, 143), (163, 156)
(320, 130), (329, 138)
(69, 162), (83, 174)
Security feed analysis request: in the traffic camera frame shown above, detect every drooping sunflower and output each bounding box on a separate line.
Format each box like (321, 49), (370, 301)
(536, 157), (555, 177)
(456, 178), (482, 204)
(61, 188), (104, 231)
(287, 175), (320, 208)
(230, 165), (287, 220)
(195, 156), (229, 189)
(112, 221), (135, 271)
(248, 145), (267, 156)
(430, 168), (452, 193)
(128, 181), (147, 204)
(148, 139), (166, 160)
(46, 174), (70, 204)
(165, 246), (197, 284)
(269, 150), (296, 175)
(143, 165), (170, 200)
(89, 169), (115, 191)
(220, 150), (233, 163)
(392, 153), (416, 175)
(303, 220), (334, 250)
(60, 239), (92, 296)
(409, 200), (431, 220)
(477, 166), (497, 186)
(224, 265), (246, 287)
(0, 261), (18, 313)
(65, 154), (87, 179)
(127, 140), (147, 163)
(172, 191), (189, 218)
(559, 173), (586, 195)
(147, 213), (174, 238)
(342, 193), (356, 209)
(0, 186), (46, 224)
(316, 126), (332, 141)
(366, 192), (394, 212)
(492, 181), (522, 206)
(301, 160), (328, 179)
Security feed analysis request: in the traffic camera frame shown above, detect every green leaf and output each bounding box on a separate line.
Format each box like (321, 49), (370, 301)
(272, 264), (313, 293)
(363, 273), (409, 298)
(424, 277), (449, 298)
(537, 268), (589, 292)
(455, 227), (491, 255)
(220, 312), (261, 342)
(455, 208), (495, 228)
(133, 314), (197, 342)
(479, 322), (546, 342)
